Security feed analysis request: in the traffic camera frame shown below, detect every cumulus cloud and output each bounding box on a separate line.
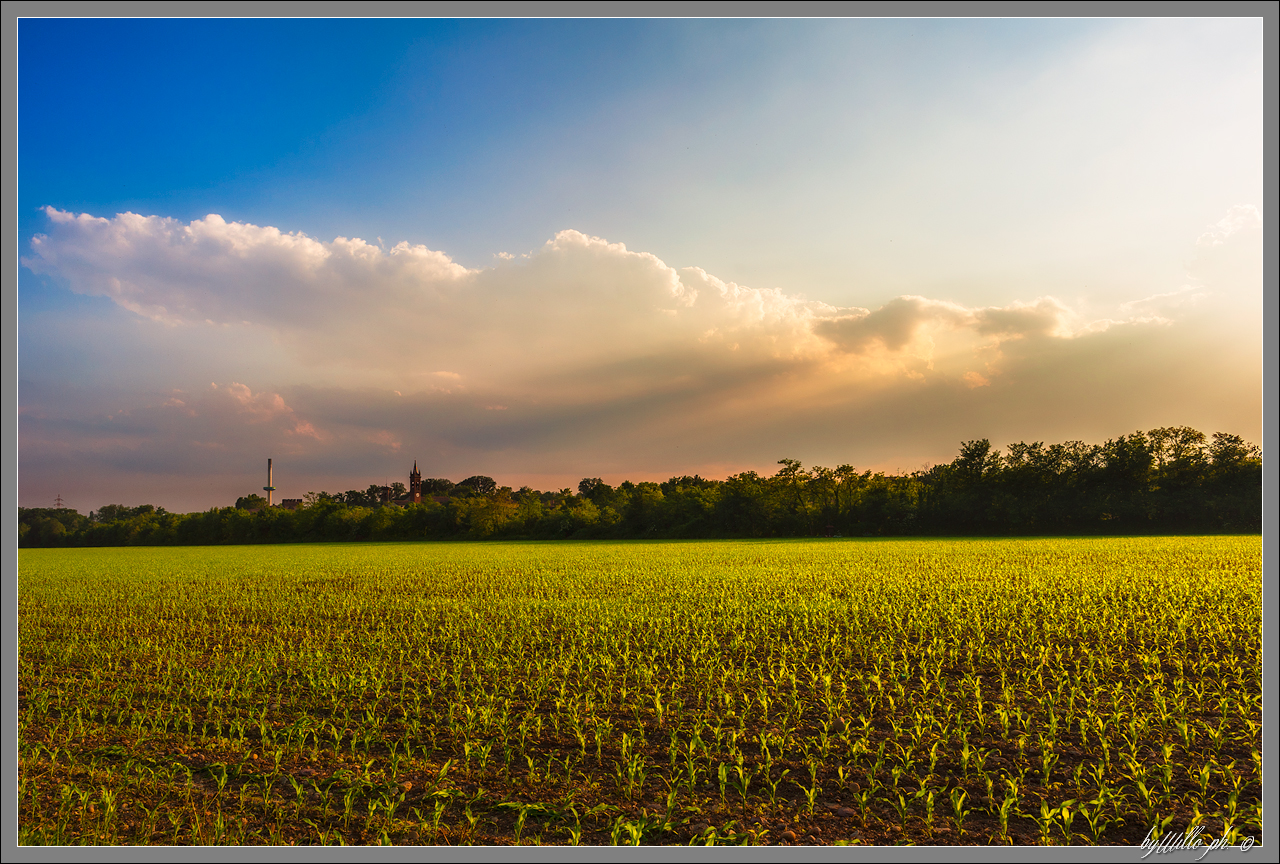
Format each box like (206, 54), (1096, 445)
(815, 295), (1080, 355)
(23, 207), (470, 328)
(972, 297), (1076, 339)
(813, 297), (945, 354)
(19, 207), (1260, 511)
(23, 208), (1127, 391)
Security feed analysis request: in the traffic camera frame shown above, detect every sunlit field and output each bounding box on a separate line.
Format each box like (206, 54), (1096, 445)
(18, 537), (1261, 846)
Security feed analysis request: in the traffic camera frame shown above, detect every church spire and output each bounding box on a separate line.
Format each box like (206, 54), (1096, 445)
(409, 460), (422, 501)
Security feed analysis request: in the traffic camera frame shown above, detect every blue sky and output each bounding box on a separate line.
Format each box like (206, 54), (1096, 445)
(18, 17), (1263, 511)
(23, 17), (1177, 300)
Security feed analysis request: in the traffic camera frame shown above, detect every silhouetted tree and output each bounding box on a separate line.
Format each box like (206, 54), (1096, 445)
(456, 475), (497, 496)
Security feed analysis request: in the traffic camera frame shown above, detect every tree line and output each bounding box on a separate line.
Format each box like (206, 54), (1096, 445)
(18, 426), (1260, 547)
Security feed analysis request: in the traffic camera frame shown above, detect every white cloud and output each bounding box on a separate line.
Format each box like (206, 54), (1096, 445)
(24, 209), (1141, 394)
(23, 207), (470, 328)
(19, 208), (1259, 510)
(1196, 204), (1261, 247)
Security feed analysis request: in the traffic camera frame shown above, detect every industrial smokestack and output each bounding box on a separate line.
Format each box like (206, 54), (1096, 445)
(263, 458), (276, 506)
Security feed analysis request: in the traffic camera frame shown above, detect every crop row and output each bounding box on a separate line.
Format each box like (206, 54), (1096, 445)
(18, 537), (1261, 845)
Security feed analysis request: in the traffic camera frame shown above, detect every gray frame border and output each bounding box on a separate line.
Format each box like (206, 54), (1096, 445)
(5, 2), (1273, 862)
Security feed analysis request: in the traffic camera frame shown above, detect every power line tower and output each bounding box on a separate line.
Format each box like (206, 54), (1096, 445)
(54, 494), (64, 509)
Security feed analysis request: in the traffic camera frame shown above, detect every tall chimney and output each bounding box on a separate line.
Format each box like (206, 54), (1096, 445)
(263, 458), (276, 506)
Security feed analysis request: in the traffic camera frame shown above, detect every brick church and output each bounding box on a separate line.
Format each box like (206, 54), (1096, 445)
(381, 461), (455, 507)
(380, 461), (425, 506)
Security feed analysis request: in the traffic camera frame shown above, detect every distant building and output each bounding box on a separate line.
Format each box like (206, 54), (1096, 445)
(386, 461), (427, 507)
(266, 463), (433, 510)
(408, 462), (422, 504)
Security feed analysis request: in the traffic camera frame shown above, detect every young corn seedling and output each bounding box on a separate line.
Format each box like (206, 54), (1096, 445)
(995, 779), (1019, 844)
(210, 763), (230, 797)
(853, 787), (874, 826)
(683, 750), (702, 796)
(806, 758), (822, 810)
(1203, 720), (1227, 758)
(1150, 813), (1176, 843)
(1033, 799), (1060, 845)
(503, 801), (542, 844)
(287, 773), (306, 813)
(797, 779), (820, 815)
(431, 799), (447, 836)
(891, 791), (911, 833)
(1193, 763), (1213, 803)
(729, 762), (753, 812)
(341, 786), (358, 827)
(949, 788), (970, 834)
(1079, 795), (1110, 844)
(1222, 789), (1240, 825)
(1134, 779), (1158, 825)
(1221, 760), (1247, 799)
(463, 802), (479, 840)
(1156, 744), (1176, 797)
(562, 803), (583, 846)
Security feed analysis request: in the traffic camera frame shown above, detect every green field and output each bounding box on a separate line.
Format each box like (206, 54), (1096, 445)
(18, 536), (1262, 846)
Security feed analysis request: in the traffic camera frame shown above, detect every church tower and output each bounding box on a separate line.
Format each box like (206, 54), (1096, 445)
(410, 460), (422, 503)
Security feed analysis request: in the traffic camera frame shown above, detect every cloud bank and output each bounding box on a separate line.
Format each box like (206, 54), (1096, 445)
(20, 208), (1261, 511)
(25, 207), (1132, 383)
